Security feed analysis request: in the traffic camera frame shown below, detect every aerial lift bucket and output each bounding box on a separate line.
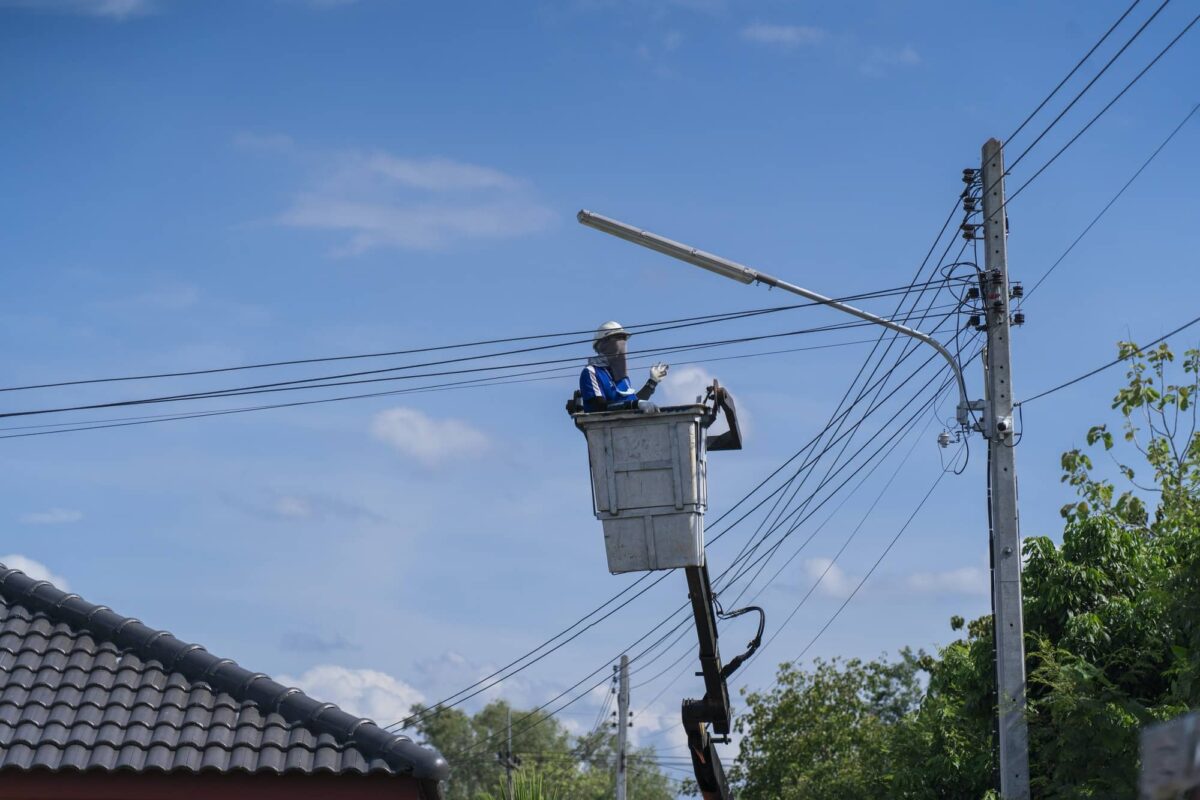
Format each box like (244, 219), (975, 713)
(573, 381), (753, 800)
(573, 382), (741, 573)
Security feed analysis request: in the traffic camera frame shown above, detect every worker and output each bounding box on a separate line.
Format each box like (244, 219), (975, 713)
(580, 321), (669, 413)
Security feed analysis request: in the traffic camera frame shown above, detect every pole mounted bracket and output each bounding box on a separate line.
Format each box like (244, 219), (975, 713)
(958, 399), (985, 428)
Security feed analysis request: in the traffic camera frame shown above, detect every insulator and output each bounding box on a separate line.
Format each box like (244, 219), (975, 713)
(1010, 283), (1024, 298)
(963, 197), (978, 213)
(962, 168), (978, 184)
(966, 287), (980, 300)
(1012, 312), (1025, 326)
(968, 315), (982, 330)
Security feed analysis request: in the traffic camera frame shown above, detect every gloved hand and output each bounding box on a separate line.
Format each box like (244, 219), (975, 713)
(649, 363), (669, 383)
(639, 400), (660, 414)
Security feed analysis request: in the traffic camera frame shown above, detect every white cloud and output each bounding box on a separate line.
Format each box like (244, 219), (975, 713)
(0, 0), (155, 18)
(274, 496), (313, 519)
(364, 155), (520, 193)
(278, 665), (423, 725)
(280, 195), (553, 254)
(741, 22), (827, 48)
(803, 557), (856, 599)
(906, 566), (989, 596)
(656, 364), (715, 406)
(370, 407), (490, 466)
(19, 508), (83, 525)
(861, 44), (921, 76)
(0, 555), (70, 590)
(245, 138), (554, 254)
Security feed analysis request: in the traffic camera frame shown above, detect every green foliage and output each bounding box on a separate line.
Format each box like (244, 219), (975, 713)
(731, 650), (924, 799)
(405, 700), (674, 800)
(731, 342), (1200, 798)
(478, 768), (561, 800)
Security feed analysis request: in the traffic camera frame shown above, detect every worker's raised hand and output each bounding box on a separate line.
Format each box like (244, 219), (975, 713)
(639, 400), (660, 414)
(649, 362), (670, 383)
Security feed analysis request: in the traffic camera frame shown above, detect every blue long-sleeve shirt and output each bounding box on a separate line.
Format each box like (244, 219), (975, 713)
(580, 364), (656, 412)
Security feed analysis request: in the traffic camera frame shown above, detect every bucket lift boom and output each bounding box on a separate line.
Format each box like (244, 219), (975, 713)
(574, 384), (759, 800)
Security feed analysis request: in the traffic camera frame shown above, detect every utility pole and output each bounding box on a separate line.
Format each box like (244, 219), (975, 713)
(497, 706), (520, 799)
(980, 137), (1030, 800)
(616, 654), (630, 800)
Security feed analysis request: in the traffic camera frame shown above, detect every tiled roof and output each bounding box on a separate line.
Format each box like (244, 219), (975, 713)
(0, 564), (447, 787)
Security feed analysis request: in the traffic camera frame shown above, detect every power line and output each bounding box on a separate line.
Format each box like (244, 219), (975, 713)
(1019, 313), (1200, 406)
(0, 281), (957, 394)
(1026, 101), (1200, 298)
(790, 467), (948, 665)
(0, 308), (962, 421)
(1004, 0), (1173, 176)
(1004, 0), (1146, 146)
(1007, 10), (1200, 206)
(0, 336), (883, 439)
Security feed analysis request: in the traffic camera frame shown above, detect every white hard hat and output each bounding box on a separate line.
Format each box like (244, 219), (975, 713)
(593, 320), (629, 349)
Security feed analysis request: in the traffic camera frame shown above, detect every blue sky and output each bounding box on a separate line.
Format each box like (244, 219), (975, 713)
(1, 0), (1198, 775)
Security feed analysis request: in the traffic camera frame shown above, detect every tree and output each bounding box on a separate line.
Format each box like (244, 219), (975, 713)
(731, 650), (924, 799)
(405, 699), (675, 800)
(730, 342), (1200, 798)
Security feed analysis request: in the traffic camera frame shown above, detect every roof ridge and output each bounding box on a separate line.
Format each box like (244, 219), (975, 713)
(0, 564), (447, 782)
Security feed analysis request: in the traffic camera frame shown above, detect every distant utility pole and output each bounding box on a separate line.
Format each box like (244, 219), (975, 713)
(980, 137), (1031, 800)
(497, 707), (520, 799)
(616, 654), (630, 800)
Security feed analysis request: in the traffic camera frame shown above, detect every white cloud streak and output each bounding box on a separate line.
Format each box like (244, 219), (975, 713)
(803, 557), (856, 599)
(280, 195), (553, 254)
(861, 44), (921, 76)
(906, 566), (988, 596)
(278, 665), (423, 724)
(364, 155), (520, 192)
(656, 364), (715, 406)
(370, 406), (490, 466)
(0, 555), (70, 590)
(20, 508), (83, 525)
(0, 0), (156, 18)
(245, 137), (554, 254)
(741, 22), (827, 47)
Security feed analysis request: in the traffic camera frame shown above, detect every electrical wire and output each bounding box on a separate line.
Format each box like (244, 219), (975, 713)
(1007, 10), (1200, 207)
(1003, 0), (1146, 146)
(0, 308), (963, 421)
(1004, 0), (1173, 176)
(1025, 101), (1200, 298)
(1019, 313), (1200, 406)
(0, 281), (960, 394)
(0, 335), (883, 440)
(789, 466), (948, 665)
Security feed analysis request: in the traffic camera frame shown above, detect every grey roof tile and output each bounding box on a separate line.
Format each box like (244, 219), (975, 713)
(0, 704), (19, 726)
(61, 742), (93, 770)
(200, 744), (230, 771)
(0, 564), (447, 788)
(115, 743), (146, 771)
(205, 723), (235, 749)
(171, 743), (203, 771)
(69, 704), (102, 727)
(3, 742), (36, 769)
(33, 742), (63, 769)
(86, 742), (118, 770)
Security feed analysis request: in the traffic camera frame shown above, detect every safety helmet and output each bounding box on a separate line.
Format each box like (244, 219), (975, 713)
(593, 321), (629, 351)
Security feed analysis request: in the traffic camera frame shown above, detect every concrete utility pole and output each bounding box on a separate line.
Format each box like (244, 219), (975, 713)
(496, 707), (520, 798)
(616, 654), (630, 800)
(980, 138), (1030, 800)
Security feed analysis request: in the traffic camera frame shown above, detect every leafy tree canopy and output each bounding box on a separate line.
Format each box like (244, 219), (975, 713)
(406, 699), (676, 800)
(731, 342), (1200, 799)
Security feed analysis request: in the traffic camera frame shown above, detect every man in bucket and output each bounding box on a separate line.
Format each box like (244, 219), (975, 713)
(579, 321), (668, 413)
